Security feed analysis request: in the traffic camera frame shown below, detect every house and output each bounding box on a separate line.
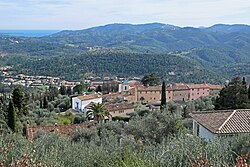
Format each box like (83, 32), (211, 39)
(189, 109), (250, 140)
(167, 83), (190, 102)
(102, 80), (120, 93)
(188, 84), (210, 100)
(72, 94), (102, 113)
(135, 85), (163, 103)
(105, 103), (135, 118)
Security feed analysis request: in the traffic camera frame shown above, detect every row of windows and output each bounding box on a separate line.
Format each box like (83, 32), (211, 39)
(113, 110), (125, 114)
(191, 89), (209, 92)
(191, 92), (208, 96)
(139, 91), (161, 94)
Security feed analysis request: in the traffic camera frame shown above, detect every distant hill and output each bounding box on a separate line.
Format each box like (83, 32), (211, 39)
(0, 23), (250, 83)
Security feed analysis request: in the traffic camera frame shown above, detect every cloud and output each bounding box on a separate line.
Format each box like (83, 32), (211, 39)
(0, 0), (249, 29)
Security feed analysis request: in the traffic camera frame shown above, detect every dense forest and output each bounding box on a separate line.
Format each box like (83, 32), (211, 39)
(0, 52), (224, 83)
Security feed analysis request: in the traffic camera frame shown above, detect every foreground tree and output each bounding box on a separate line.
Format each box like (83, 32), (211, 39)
(161, 81), (166, 109)
(12, 87), (27, 116)
(87, 103), (110, 123)
(7, 100), (17, 132)
(215, 77), (249, 109)
(43, 96), (48, 109)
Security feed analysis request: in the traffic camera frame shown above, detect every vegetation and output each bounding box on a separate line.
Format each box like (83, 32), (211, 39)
(141, 73), (160, 86)
(7, 100), (17, 133)
(215, 77), (250, 109)
(0, 122), (249, 167)
(87, 103), (111, 123)
(0, 80), (250, 166)
(161, 81), (166, 109)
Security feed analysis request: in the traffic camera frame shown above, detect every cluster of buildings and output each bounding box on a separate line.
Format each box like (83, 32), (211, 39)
(69, 81), (223, 120)
(0, 71), (80, 88)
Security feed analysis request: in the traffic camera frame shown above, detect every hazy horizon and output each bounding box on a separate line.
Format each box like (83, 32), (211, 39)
(0, 0), (250, 30)
(0, 22), (250, 31)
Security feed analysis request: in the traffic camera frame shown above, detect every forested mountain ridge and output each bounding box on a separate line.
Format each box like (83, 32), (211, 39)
(0, 23), (250, 83)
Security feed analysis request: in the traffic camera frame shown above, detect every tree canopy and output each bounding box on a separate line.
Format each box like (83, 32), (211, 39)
(141, 73), (160, 86)
(214, 77), (249, 110)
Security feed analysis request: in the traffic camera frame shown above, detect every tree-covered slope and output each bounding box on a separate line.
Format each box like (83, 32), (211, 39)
(1, 23), (250, 83)
(0, 52), (224, 83)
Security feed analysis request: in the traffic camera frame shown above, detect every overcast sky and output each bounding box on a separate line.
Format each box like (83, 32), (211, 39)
(0, 0), (250, 30)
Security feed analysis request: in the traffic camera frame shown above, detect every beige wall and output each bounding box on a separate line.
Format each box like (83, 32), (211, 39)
(172, 90), (190, 101)
(137, 90), (162, 103)
(109, 108), (135, 117)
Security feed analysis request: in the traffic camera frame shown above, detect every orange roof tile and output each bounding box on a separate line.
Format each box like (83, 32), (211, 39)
(190, 109), (250, 134)
(76, 94), (101, 101)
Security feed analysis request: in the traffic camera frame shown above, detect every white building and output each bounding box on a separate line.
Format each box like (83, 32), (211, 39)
(118, 80), (130, 93)
(190, 109), (250, 140)
(72, 94), (102, 113)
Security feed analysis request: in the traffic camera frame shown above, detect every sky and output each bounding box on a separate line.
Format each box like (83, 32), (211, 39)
(0, 0), (250, 30)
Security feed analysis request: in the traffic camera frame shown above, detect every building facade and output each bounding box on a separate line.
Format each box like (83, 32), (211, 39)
(72, 94), (102, 113)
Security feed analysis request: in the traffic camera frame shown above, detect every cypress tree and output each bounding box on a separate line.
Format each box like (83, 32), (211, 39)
(161, 81), (166, 109)
(12, 87), (27, 116)
(7, 100), (17, 132)
(248, 86), (250, 99)
(43, 96), (48, 109)
(243, 77), (247, 85)
(12, 88), (23, 113)
(96, 85), (102, 93)
(40, 100), (43, 108)
(59, 86), (66, 95)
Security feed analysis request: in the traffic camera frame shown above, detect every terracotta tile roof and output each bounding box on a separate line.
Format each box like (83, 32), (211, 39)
(102, 92), (121, 97)
(137, 86), (161, 91)
(166, 83), (223, 91)
(105, 103), (134, 112)
(76, 94), (101, 101)
(207, 84), (224, 90)
(190, 109), (250, 134)
(26, 123), (94, 140)
(167, 83), (189, 91)
(187, 84), (210, 89)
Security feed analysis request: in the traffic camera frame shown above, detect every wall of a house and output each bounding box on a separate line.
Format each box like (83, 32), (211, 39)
(72, 97), (102, 112)
(193, 120), (214, 140)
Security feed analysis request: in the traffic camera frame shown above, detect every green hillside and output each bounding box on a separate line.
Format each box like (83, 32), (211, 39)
(0, 23), (250, 83)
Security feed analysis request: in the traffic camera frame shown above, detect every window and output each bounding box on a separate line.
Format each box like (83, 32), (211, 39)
(75, 102), (79, 110)
(197, 93), (199, 95)
(197, 124), (200, 136)
(154, 97), (156, 100)
(203, 92), (205, 94)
